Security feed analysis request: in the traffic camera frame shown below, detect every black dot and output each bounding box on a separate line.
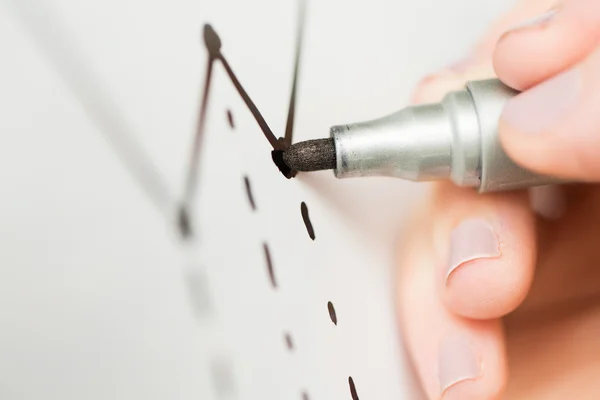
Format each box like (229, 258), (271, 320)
(301, 202), (315, 240)
(272, 137), (297, 179)
(226, 109), (235, 129)
(284, 332), (294, 351)
(263, 243), (277, 289)
(243, 175), (256, 211)
(327, 301), (337, 326)
(177, 205), (193, 239)
(349, 376), (359, 400)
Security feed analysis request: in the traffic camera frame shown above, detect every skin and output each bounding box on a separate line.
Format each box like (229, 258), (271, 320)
(397, 0), (600, 399)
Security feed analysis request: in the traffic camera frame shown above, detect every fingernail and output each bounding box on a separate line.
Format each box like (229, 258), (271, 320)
(438, 335), (481, 394)
(447, 219), (500, 283)
(506, 8), (558, 32)
(502, 68), (581, 134)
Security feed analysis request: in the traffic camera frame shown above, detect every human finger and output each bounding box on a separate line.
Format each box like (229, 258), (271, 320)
(397, 187), (507, 400)
(494, 0), (600, 90)
(411, 0), (557, 104)
(499, 47), (600, 180)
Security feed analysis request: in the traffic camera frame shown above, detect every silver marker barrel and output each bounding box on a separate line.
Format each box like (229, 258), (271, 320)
(330, 78), (563, 193)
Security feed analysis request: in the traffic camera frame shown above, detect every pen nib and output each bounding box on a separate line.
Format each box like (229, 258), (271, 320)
(282, 138), (336, 172)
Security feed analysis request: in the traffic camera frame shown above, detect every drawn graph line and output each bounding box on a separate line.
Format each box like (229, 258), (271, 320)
(284, 0), (306, 148)
(182, 5), (362, 399)
(9, 2), (360, 398)
(179, 1), (306, 237)
(300, 201), (315, 240)
(6, 0), (304, 233)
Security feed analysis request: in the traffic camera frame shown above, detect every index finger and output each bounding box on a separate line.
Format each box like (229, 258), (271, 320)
(493, 0), (600, 91)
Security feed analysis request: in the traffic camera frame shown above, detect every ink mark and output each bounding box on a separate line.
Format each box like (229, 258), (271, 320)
(301, 391), (310, 400)
(283, 0), (306, 148)
(244, 176), (256, 211)
(284, 332), (294, 351)
(203, 24), (222, 56)
(218, 55), (282, 150)
(328, 301), (337, 325)
(300, 201), (315, 240)
(263, 243), (277, 289)
(226, 109), (235, 129)
(184, 268), (212, 317)
(177, 205), (193, 239)
(182, 10), (307, 216)
(211, 357), (236, 397)
(272, 147), (297, 179)
(349, 377), (359, 400)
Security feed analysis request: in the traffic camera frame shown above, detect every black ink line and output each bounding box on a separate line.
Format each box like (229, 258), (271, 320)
(263, 243), (277, 289)
(226, 109), (235, 129)
(283, 0), (306, 147)
(327, 301), (337, 325)
(181, 15), (309, 225)
(183, 25), (219, 207)
(180, 47), (216, 237)
(244, 175), (256, 211)
(349, 377), (359, 400)
(300, 201), (315, 240)
(203, 23), (223, 57)
(217, 54), (281, 150)
(272, 147), (297, 179)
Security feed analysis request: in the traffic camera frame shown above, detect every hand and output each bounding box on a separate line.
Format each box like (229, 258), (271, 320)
(397, 1), (600, 399)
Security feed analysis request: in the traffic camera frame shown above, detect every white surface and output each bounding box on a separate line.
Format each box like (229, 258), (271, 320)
(0, 0), (510, 399)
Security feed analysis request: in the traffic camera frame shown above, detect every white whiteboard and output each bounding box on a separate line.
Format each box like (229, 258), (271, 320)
(0, 0), (509, 399)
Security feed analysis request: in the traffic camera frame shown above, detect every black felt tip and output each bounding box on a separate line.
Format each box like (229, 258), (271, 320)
(282, 138), (336, 172)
